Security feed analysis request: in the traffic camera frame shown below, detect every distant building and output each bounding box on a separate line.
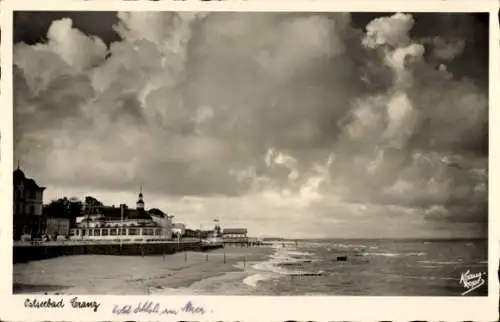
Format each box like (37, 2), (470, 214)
(45, 217), (70, 240)
(13, 166), (46, 240)
(171, 223), (186, 237)
(183, 228), (198, 238)
(148, 208), (174, 240)
(222, 228), (248, 241)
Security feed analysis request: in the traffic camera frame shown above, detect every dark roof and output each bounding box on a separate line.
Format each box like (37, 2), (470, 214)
(148, 208), (166, 218)
(101, 206), (121, 219)
(13, 169), (45, 190)
(25, 178), (44, 189)
(101, 206), (152, 221)
(13, 168), (25, 179)
(223, 228), (248, 235)
(128, 209), (152, 220)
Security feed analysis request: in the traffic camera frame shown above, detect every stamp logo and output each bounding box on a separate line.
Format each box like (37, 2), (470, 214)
(459, 270), (486, 295)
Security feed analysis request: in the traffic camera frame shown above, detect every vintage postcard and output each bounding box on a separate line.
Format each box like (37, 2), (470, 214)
(0, 0), (498, 321)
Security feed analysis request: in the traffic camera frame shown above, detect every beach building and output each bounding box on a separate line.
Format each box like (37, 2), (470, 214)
(222, 228), (248, 243)
(222, 228), (247, 239)
(13, 165), (46, 240)
(69, 189), (172, 241)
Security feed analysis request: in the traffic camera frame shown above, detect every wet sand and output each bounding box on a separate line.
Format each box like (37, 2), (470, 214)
(13, 246), (273, 295)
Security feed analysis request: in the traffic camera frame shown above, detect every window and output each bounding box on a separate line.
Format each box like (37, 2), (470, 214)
(110, 229), (117, 236)
(155, 229), (162, 236)
(88, 229), (92, 236)
(142, 228), (154, 236)
(121, 228), (127, 236)
(128, 228), (137, 236)
(93, 229), (100, 236)
(70, 230), (75, 236)
(102, 229), (109, 236)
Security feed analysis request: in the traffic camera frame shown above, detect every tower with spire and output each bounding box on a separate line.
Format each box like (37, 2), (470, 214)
(136, 185), (145, 211)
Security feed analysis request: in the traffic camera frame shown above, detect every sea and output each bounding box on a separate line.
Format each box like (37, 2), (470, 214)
(237, 238), (488, 296)
(14, 239), (488, 296)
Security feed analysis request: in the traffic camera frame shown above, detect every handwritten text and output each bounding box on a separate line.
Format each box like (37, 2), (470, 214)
(112, 301), (207, 316)
(24, 297), (101, 312)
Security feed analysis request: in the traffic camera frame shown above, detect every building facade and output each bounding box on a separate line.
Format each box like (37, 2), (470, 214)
(70, 218), (164, 241)
(13, 167), (46, 240)
(69, 189), (173, 241)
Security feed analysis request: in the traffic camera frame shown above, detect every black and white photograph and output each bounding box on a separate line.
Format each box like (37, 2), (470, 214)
(1, 0), (498, 320)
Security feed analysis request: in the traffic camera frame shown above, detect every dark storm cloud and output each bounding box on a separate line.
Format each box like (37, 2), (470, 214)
(14, 11), (120, 45)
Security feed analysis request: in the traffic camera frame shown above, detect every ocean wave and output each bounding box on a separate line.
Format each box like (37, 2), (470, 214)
(333, 243), (378, 250)
(363, 252), (426, 257)
(363, 272), (457, 281)
(148, 285), (200, 295)
(285, 250), (315, 257)
(242, 274), (269, 287)
(250, 247), (322, 277)
(417, 260), (463, 265)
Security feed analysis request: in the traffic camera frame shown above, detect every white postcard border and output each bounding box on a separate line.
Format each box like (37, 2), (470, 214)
(0, 0), (498, 321)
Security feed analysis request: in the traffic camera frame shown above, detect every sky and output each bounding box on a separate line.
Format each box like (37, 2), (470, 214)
(13, 12), (489, 238)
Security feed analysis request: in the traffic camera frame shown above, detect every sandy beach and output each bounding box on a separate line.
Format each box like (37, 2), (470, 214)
(13, 246), (273, 295)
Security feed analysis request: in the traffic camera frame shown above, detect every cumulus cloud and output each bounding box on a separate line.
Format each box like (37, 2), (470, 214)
(13, 12), (488, 238)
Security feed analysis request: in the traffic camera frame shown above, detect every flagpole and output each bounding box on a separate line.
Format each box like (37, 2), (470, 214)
(120, 204), (124, 248)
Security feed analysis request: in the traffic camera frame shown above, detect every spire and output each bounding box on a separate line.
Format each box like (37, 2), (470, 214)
(17, 159), (20, 170)
(137, 184), (144, 210)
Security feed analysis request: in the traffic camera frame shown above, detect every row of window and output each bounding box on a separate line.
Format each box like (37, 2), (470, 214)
(71, 228), (163, 237)
(15, 204), (36, 215)
(15, 189), (38, 200)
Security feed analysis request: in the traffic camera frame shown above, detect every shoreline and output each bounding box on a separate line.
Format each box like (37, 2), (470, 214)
(13, 239), (488, 296)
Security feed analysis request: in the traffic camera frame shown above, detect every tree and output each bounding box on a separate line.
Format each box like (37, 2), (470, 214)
(43, 196), (83, 228)
(83, 196), (104, 214)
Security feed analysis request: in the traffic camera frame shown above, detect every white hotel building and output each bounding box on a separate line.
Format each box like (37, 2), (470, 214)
(69, 190), (173, 241)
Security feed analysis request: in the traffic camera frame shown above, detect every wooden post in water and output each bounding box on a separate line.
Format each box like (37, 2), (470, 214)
(244, 255), (246, 271)
(206, 253), (208, 262)
(184, 251), (187, 263)
(223, 251), (226, 264)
